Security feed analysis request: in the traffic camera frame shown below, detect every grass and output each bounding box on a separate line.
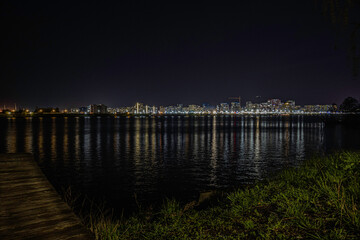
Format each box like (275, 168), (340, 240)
(64, 152), (360, 239)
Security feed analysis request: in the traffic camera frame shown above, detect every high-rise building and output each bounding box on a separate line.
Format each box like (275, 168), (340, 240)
(152, 106), (157, 114)
(202, 103), (215, 113)
(282, 100), (295, 112)
(159, 106), (165, 114)
(267, 99), (282, 106)
(134, 102), (144, 114)
(88, 104), (108, 114)
(79, 107), (88, 114)
(188, 105), (202, 113)
(217, 103), (230, 113)
(286, 100), (295, 107)
(230, 102), (241, 113)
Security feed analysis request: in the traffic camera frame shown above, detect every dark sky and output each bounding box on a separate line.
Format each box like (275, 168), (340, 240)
(1, 0), (359, 109)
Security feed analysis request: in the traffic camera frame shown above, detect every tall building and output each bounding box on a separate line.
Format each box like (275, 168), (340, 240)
(268, 99), (281, 105)
(159, 106), (165, 114)
(286, 100), (295, 107)
(88, 104), (108, 114)
(245, 101), (252, 110)
(134, 102), (144, 114)
(152, 106), (157, 114)
(202, 103), (215, 113)
(165, 105), (176, 113)
(188, 105), (202, 113)
(217, 103), (230, 113)
(282, 100), (295, 112)
(230, 102), (241, 112)
(79, 107), (88, 113)
(176, 104), (183, 113)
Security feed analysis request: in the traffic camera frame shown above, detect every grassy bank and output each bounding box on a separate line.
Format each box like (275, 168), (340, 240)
(71, 152), (360, 239)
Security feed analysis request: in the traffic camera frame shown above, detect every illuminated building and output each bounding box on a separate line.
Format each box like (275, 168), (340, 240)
(35, 107), (60, 113)
(134, 102), (144, 114)
(88, 104), (108, 114)
(217, 103), (229, 113)
(230, 102), (241, 113)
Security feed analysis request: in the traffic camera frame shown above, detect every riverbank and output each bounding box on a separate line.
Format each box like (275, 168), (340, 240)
(0, 112), (350, 118)
(69, 152), (360, 239)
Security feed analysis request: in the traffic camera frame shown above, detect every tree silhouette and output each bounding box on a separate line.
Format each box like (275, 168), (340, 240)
(340, 96), (359, 112)
(316, 0), (360, 77)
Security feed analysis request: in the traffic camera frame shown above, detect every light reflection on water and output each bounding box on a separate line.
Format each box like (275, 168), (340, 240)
(1, 115), (359, 214)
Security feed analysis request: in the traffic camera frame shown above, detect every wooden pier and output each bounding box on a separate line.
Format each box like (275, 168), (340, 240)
(0, 154), (94, 240)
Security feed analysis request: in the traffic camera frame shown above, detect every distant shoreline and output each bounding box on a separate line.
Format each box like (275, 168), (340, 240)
(0, 112), (356, 118)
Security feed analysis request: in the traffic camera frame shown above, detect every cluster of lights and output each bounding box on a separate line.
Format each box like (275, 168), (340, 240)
(0, 99), (338, 116)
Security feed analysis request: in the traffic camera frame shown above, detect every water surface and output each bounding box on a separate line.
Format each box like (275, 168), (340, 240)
(1, 115), (359, 214)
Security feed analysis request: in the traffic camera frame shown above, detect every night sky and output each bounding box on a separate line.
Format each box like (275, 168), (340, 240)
(1, 0), (359, 109)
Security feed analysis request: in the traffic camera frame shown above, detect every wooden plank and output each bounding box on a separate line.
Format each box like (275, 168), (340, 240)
(0, 162), (43, 170)
(0, 188), (60, 203)
(0, 153), (34, 161)
(0, 197), (70, 214)
(0, 224), (90, 240)
(0, 154), (94, 240)
(1, 187), (53, 198)
(0, 209), (77, 231)
(0, 180), (53, 191)
(0, 181), (53, 192)
(0, 175), (44, 184)
(1, 182), (49, 190)
(0, 168), (46, 176)
(0, 192), (62, 209)
(0, 159), (38, 165)
(0, 172), (46, 181)
(1, 215), (82, 233)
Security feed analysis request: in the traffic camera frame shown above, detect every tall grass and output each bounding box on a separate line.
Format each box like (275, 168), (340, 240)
(64, 152), (360, 239)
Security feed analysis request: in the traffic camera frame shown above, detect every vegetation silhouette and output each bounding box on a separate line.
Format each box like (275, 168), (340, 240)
(340, 96), (360, 112)
(316, 0), (360, 77)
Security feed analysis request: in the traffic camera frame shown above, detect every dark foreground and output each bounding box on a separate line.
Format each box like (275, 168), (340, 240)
(78, 152), (360, 239)
(0, 153), (93, 240)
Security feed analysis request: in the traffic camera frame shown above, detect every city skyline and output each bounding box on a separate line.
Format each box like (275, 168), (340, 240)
(0, 96), (348, 111)
(0, 97), (340, 114)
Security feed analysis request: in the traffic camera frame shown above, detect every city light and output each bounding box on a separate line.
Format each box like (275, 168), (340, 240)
(0, 99), (342, 116)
